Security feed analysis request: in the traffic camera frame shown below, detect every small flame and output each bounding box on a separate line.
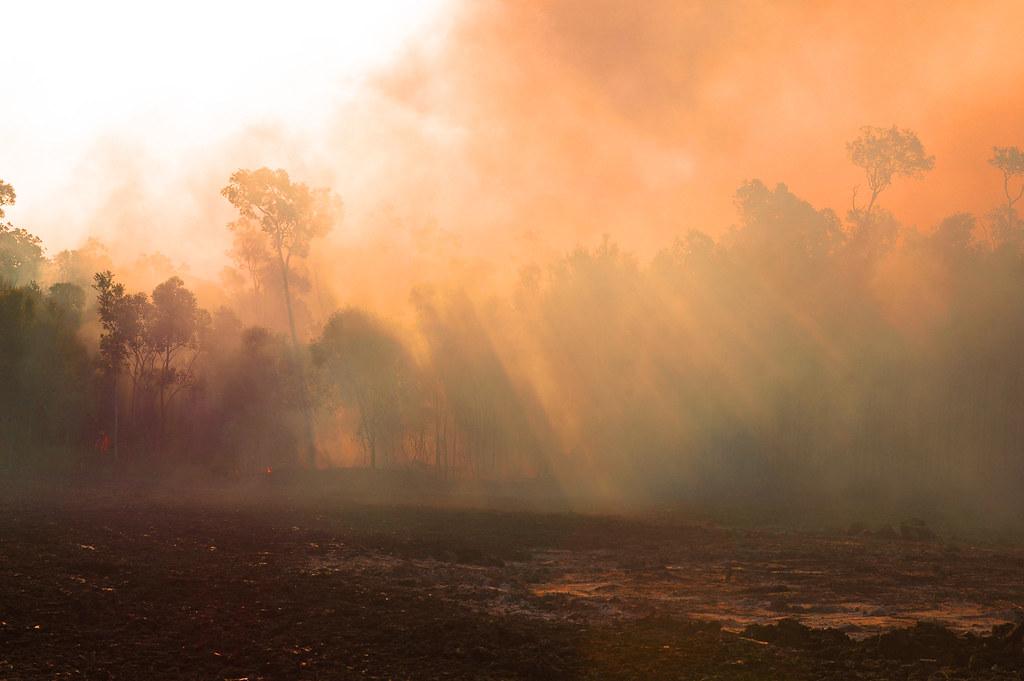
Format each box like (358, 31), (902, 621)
(265, 466), (273, 475)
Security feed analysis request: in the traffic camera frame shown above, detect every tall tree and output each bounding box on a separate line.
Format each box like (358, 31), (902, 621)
(0, 226), (44, 287)
(221, 168), (341, 466)
(312, 309), (418, 470)
(221, 168), (340, 347)
(148, 277), (210, 441)
(0, 180), (44, 287)
(848, 126), (934, 214)
(227, 217), (273, 318)
(0, 180), (14, 220)
(989, 146), (1024, 242)
(93, 271), (133, 459)
(0, 283), (91, 463)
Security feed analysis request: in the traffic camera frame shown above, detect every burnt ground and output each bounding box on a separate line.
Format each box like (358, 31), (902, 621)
(2, 483), (1024, 680)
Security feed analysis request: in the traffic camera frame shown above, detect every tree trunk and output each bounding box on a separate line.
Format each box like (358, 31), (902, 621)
(276, 247), (317, 468)
(158, 351), (168, 451)
(113, 370), (119, 460)
(865, 189), (879, 215)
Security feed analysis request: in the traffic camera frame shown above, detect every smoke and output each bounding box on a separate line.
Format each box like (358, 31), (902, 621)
(15, 0), (1021, 307)
(342, 0), (1024, 259)
(7, 1), (1024, 525)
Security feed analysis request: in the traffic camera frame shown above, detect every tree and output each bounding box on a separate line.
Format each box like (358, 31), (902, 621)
(312, 309), (418, 469)
(93, 271), (133, 458)
(52, 238), (113, 288)
(0, 283), (91, 464)
(122, 291), (154, 431)
(990, 146), (1024, 211)
(848, 126), (935, 214)
(0, 181), (44, 286)
(219, 327), (304, 474)
(221, 168), (341, 467)
(220, 168), (340, 347)
(0, 180), (14, 220)
(227, 217), (274, 317)
(733, 180), (843, 274)
(148, 277), (210, 440)
(989, 146), (1024, 241)
(0, 226), (44, 286)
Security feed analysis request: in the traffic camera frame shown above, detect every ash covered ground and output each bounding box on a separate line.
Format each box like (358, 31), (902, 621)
(2, 476), (1023, 680)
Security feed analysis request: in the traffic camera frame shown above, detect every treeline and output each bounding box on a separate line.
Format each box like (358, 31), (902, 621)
(2, 131), (1024, 521)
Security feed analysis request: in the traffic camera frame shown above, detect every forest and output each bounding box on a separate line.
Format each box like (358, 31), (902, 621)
(8, 3), (1024, 678)
(3, 128), (1024, 527)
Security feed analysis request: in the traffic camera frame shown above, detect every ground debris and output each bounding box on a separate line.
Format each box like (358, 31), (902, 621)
(2, 498), (1024, 680)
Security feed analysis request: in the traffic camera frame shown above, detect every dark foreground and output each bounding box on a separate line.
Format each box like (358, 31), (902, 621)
(2, 487), (1024, 680)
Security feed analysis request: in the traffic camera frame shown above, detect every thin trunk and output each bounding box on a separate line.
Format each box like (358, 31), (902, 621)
(129, 373), (137, 445)
(158, 349), (169, 450)
(277, 247), (299, 349)
(434, 414), (441, 473)
(865, 189), (879, 215)
(113, 369), (119, 460)
(1007, 175), (1014, 230)
(276, 246), (317, 468)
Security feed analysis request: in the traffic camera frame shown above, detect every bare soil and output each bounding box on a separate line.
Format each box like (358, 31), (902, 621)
(2, 484), (1023, 679)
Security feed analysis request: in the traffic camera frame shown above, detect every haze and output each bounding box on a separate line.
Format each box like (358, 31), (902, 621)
(5, 0), (1023, 277)
(8, 5), (1024, 677)
(4, 0), (1024, 524)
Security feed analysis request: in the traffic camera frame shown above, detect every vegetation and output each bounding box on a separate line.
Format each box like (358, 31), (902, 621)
(3, 138), (1024, 522)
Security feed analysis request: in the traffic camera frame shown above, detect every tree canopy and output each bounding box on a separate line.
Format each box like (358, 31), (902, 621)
(847, 126), (935, 213)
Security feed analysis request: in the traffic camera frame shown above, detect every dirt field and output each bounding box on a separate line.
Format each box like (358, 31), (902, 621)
(2, 482), (1024, 680)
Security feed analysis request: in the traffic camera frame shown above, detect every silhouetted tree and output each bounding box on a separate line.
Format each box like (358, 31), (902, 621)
(222, 168), (340, 467)
(227, 217), (274, 319)
(0, 278), (92, 464)
(221, 168), (340, 347)
(732, 180), (843, 277)
(0, 226), (44, 287)
(0, 180), (14, 219)
(990, 146), (1024, 214)
(0, 182), (44, 287)
(848, 126), (934, 214)
(217, 327), (304, 474)
(92, 271), (133, 458)
(0, 283), (90, 466)
(989, 146), (1024, 244)
(149, 277), (210, 441)
(51, 238), (113, 289)
(312, 309), (418, 469)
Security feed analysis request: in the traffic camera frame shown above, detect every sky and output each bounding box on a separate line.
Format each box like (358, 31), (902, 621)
(3, 0), (1024, 282)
